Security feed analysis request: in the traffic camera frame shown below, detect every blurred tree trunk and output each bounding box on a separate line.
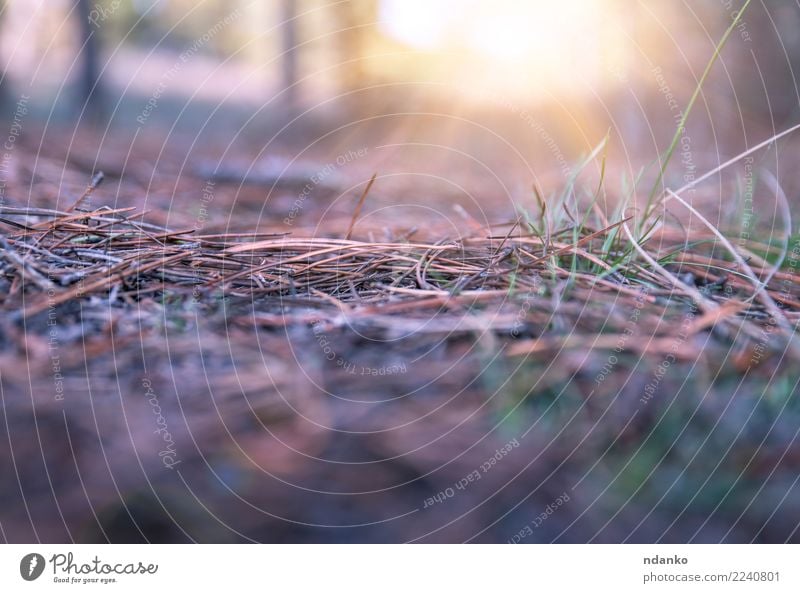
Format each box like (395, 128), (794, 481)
(280, 0), (298, 115)
(334, 0), (377, 112)
(76, 0), (104, 122)
(741, 1), (800, 123)
(0, 1), (6, 115)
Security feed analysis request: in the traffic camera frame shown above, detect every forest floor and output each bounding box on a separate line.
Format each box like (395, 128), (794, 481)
(2, 126), (800, 543)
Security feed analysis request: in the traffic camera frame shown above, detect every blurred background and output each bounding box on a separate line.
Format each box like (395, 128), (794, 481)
(0, 0), (799, 201)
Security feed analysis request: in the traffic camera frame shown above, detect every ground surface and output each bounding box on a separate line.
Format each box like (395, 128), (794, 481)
(2, 127), (800, 543)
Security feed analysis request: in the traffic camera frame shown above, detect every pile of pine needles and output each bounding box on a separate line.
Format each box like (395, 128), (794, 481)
(1, 188), (798, 365)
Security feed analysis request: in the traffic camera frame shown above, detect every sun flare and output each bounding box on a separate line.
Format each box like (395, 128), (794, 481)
(380, 0), (627, 100)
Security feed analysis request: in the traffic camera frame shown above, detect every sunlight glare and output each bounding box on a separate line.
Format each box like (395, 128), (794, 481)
(379, 0), (624, 100)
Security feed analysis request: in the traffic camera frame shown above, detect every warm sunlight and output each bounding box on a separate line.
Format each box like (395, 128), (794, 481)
(380, 0), (627, 98)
